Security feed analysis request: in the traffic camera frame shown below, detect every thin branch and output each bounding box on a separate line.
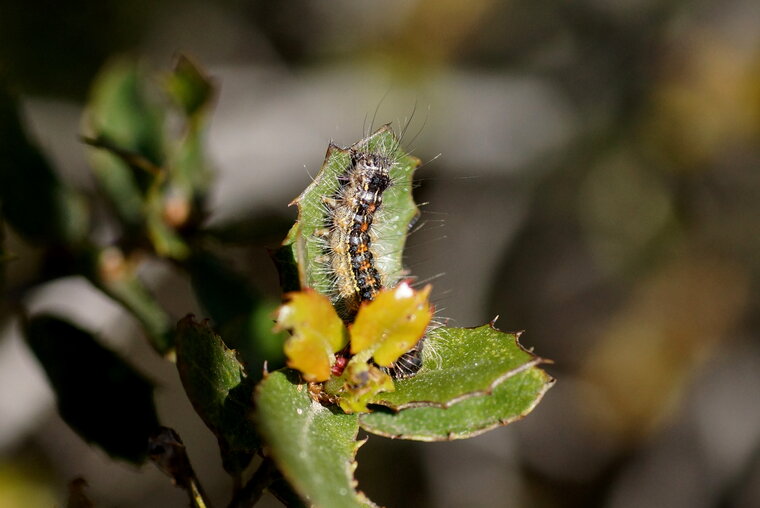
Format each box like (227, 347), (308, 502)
(149, 427), (213, 508)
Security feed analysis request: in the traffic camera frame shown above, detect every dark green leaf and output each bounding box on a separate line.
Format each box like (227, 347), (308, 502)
(84, 58), (164, 225)
(86, 57), (164, 168)
(0, 84), (88, 244)
(175, 316), (259, 472)
(255, 369), (377, 508)
(25, 314), (159, 463)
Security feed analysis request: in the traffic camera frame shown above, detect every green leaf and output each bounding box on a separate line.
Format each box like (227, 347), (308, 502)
(25, 315), (159, 463)
(175, 316), (259, 472)
(84, 57), (164, 226)
(276, 290), (346, 382)
(359, 364), (553, 441)
(0, 84), (88, 245)
(358, 324), (554, 441)
(369, 324), (551, 409)
(255, 369), (377, 508)
(288, 126), (421, 302)
(86, 57), (164, 168)
(164, 57), (214, 210)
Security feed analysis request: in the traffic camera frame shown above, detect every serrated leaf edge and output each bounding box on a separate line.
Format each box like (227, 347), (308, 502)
(255, 370), (383, 508)
(358, 370), (555, 442)
(369, 324), (554, 411)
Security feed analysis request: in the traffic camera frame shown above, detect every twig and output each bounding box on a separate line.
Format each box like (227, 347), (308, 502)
(149, 426), (213, 508)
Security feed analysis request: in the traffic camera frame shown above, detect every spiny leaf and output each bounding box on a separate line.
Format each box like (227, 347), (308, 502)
(276, 290), (346, 382)
(25, 315), (159, 463)
(350, 282), (432, 366)
(359, 363), (553, 441)
(357, 323), (554, 440)
(255, 369), (377, 508)
(369, 324), (551, 409)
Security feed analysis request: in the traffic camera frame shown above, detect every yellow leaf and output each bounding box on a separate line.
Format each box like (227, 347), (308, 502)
(350, 282), (432, 366)
(337, 362), (395, 414)
(275, 289), (347, 382)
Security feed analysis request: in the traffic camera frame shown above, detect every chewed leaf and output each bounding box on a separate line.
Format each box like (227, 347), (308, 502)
(256, 370), (377, 508)
(276, 289), (347, 382)
(369, 324), (552, 409)
(359, 366), (553, 441)
(358, 323), (554, 440)
(350, 283), (432, 366)
(335, 363), (395, 415)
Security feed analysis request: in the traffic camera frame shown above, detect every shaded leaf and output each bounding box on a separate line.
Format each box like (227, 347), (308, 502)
(164, 55), (214, 119)
(84, 58), (164, 226)
(0, 84), (88, 244)
(86, 57), (164, 168)
(175, 316), (259, 471)
(255, 369), (376, 508)
(25, 314), (159, 463)
(350, 282), (432, 366)
(275, 290), (346, 382)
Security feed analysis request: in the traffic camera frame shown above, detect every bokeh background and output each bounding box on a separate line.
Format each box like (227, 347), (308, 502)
(2, 0), (760, 506)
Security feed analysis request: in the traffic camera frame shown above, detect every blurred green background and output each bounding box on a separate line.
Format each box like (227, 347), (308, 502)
(2, 0), (760, 506)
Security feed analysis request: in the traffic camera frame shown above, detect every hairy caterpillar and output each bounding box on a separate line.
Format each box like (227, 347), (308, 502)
(308, 125), (425, 378)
